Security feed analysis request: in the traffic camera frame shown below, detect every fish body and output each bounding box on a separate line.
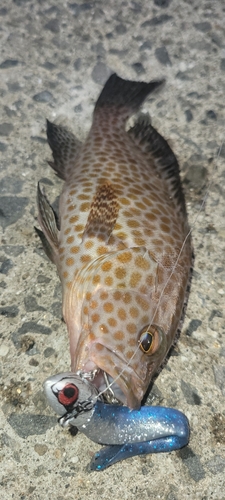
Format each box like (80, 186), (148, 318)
(37, 74), (192, 409)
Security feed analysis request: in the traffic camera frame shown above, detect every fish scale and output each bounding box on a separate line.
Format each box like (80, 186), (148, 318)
(37, 73), (192, 409)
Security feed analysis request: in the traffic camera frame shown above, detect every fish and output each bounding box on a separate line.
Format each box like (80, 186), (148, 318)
(37, 73), (193, 411)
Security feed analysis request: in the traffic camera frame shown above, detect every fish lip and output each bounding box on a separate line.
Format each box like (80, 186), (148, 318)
(79, 369), (123, 405)
(76, 367), (100, 382)
(85, 343), (149, 409)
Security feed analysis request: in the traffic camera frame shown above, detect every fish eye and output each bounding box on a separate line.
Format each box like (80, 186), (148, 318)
(56, 383), (79, 407)
(139, 325), (161, 355)
(139, 331), (153, 353)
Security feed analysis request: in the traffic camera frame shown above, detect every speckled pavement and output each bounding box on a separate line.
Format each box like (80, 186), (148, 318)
(0, 1), (225, 499)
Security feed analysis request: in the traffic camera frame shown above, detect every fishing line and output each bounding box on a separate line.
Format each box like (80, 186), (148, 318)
(94, 139), (223, 404)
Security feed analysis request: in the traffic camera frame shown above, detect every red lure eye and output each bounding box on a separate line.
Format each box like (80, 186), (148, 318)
(57, 383), (79, 407)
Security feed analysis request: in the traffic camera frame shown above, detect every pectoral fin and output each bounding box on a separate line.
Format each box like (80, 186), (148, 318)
(83, 183), (119, 243)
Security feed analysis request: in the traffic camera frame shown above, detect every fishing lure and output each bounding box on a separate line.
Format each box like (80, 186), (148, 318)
(44, 372), (189, 471)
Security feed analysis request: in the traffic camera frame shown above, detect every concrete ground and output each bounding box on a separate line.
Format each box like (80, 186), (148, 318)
(0, 1), (225, 499)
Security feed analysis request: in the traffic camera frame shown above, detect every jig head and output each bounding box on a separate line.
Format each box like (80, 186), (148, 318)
(43, 372), (98, 427)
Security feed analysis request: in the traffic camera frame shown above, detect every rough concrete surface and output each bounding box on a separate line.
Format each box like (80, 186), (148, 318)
(0, 1), (225, 499)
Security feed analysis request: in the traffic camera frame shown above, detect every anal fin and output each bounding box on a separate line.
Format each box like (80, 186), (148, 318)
(47, 120), (82, 180)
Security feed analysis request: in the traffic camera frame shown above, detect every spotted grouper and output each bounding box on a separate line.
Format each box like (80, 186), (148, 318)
(37, 73), (192, 412)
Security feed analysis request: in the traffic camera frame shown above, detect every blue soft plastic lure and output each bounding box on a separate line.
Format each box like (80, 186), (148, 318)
(44, 372), (189, 471)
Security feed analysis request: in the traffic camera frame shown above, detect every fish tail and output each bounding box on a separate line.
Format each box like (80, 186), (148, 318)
(94, 73), (164, 122)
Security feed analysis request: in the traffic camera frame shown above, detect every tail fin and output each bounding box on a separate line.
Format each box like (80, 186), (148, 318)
(95, 73), (164, 116)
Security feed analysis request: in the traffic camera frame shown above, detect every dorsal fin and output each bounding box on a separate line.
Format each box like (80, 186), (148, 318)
(46, 120), (82, 180)
(94, 73), (164, 123)
(37, 183), (59, 263)
(83, 183), (119, 242)
(129, 113), (186, 215)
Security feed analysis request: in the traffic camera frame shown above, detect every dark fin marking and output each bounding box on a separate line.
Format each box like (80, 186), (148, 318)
(34, 226), (56, 264)
(94, 73), (164, 121)
(46, 120), (82, 180)
(37, 182), (59, 261)
(129, 112), (186, 215)
(83, 183), (119, 242)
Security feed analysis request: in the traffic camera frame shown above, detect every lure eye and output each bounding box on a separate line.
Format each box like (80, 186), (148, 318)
(139, 325), (161, 355)
(56, 383), (79, 407)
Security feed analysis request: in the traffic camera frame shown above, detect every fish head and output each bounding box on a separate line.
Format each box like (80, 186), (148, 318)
(66, 247), (169, 409)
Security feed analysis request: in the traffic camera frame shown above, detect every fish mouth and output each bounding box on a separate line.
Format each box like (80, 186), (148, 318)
(78, 345), (149, 409)
(77, 368), (123, 405)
